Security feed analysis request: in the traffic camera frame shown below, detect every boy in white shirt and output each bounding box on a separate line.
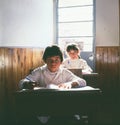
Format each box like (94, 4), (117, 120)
(19, 45), (86, 125)
(20, 45), (86, 90)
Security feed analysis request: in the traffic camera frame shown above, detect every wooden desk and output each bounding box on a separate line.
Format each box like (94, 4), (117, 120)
(83, 73), (99, 87)
(68, 69), (99, 88)
(14, 86), (101, 124)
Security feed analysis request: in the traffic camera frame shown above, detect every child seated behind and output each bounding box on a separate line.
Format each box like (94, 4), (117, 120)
(62, 43), (93, 74)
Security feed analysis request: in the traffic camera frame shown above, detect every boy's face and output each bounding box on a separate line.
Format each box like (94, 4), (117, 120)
(46, 56), (62, 72)
(67, 50), (79, 59)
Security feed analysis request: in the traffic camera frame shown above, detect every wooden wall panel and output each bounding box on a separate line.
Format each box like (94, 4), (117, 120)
(32, 48), (44, 70)
(95, 46), (120, 92)
(0, 48), (6, 122)
(0, 47), (44, 124)
(0, 46), (120, 124)
(95, 46), (120, 125)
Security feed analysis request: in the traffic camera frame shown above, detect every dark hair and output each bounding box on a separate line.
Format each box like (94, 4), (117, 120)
(66, 43), (79, 52)
(42, 45), (63, 62)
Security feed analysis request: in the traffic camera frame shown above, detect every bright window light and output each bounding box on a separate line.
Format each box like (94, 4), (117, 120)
(57, 0), (94, 52)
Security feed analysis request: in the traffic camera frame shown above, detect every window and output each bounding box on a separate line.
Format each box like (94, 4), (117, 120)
(56, 0), (95, 52)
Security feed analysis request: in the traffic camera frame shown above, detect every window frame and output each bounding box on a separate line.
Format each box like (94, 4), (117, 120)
(53, 0), (96, 53)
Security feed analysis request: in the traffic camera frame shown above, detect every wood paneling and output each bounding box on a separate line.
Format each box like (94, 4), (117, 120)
(0, 47), (44, 124)
(0, 48), (6, 123)
(0, 46), (120, 124)
(95, 46), (120, 92)
(95, 46), (120, 125)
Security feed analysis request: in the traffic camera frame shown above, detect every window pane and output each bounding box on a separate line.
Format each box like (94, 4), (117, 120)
(58, 22), (93, 37)
(58, 37), (93, 51)
(58, 6), (93, 22)
(59, 0), (93, 7)
(57, 0), (94, 52)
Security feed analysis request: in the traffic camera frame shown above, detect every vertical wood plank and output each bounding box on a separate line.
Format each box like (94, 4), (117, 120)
(0, 48), (5, 118)
(32, 48), (44, 69)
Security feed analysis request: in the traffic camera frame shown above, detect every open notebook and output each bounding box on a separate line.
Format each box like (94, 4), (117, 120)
(33, 86), (98, 91)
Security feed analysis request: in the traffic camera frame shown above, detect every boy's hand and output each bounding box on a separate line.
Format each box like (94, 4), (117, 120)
(23, 81), (37, 89)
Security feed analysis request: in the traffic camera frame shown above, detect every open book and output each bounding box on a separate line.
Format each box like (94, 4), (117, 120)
(33, 84), (99, 91)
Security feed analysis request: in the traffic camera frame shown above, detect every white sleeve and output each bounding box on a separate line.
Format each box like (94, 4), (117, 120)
(26, 67), (41, 82)
(19, 67), (43, 89)
(80, 59), (93, 73)
(62, 69), (86, 87)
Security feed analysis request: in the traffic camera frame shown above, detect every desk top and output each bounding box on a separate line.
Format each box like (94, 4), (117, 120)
(14, 86), (101, 116)
(15, 86), (101, 95)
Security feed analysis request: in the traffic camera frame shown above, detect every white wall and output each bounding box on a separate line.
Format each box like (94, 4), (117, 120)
(96, 0), (119, 46)
(0, 0), (53, 48)
(0, 0), (119, 47)
(0, 1), (3, 44)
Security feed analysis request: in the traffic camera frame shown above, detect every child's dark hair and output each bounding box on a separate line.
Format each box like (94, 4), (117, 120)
(42, 45), (63, 62)
(66, 43), (80, 52)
